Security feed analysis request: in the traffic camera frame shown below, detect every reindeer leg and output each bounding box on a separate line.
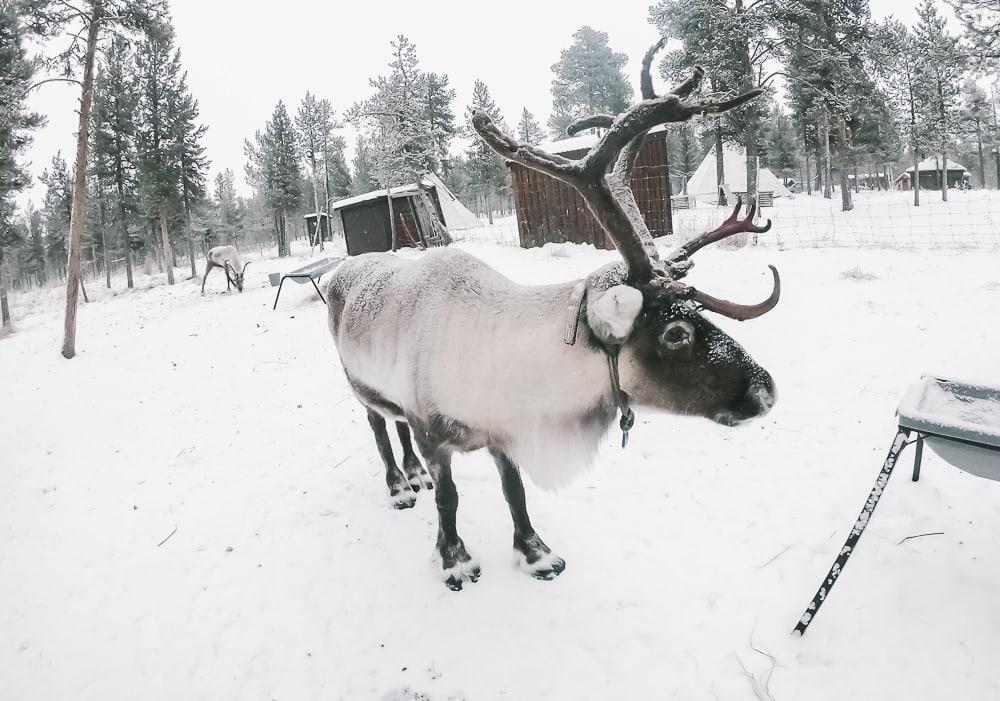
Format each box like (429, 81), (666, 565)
(396, 421), (432, 492)
(490, 447), (565, 580)
(366, 410), (416, 509)
(201, 262), (213, 294)
(414, 434), (478, 590)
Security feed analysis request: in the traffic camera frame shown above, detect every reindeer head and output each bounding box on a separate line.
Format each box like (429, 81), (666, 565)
(472, 39), (778, 427)
(224, 261), (250, 292)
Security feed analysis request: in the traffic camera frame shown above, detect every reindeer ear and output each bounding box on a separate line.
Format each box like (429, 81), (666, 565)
(587, 285), (643, 345)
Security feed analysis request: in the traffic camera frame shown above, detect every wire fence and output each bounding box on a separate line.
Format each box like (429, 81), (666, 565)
(450, 189), (1000, 251)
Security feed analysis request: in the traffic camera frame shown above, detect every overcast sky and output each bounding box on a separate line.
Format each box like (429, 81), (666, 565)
(19, 0), (922, 208)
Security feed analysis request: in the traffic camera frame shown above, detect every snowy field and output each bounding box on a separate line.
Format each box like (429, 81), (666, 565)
(2, 225), (1000, 699)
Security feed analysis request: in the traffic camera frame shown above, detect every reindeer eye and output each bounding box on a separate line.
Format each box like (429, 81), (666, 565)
(661, 320), (694, 350)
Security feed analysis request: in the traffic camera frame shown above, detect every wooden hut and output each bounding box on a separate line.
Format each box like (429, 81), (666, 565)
(329, 177), (461, 256)
(508, 127), (673, 250)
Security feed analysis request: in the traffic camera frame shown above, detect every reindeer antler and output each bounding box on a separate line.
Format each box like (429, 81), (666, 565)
(472, 38), (761, 285)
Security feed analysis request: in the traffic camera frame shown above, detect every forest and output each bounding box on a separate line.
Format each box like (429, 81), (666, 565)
(1, 0), (999, 346)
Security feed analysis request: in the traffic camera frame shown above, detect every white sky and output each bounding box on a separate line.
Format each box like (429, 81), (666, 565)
(19, 0), (922, 208)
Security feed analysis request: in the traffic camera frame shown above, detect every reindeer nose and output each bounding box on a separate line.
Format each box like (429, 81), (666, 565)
(746, 372), (776, 416)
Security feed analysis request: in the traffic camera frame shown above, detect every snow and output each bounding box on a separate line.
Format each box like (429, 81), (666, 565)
(3, 230), (1000, 699)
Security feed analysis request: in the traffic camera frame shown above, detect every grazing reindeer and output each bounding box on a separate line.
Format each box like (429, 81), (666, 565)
(201, 245), (249, 294)
(325, 39), (780, 590)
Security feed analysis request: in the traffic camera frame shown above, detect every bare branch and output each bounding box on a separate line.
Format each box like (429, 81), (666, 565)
(566, 114), (614, 136)
(20, 77), (83, 98)
(668, 65), (705, 99)
(640, 37), (668, 99)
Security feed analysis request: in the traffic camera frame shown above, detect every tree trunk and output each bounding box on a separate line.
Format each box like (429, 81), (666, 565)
(913, 151), (921, 207)
(836, 115), (853, 212)
(1, 285), (10, 329)
(941, 153), (948, 202)
(61, 5), (101, 359)
(822, 111), (833, 199)
(745, 122), (759, 205)
(159, 207), (174, 284)
(976, 127), (985, 187)
(386, 190), (399, 252)
(714, 127), (727, 206)
(803, 122), (812, 195)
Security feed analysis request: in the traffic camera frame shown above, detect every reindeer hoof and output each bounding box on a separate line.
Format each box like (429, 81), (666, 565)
(439, 544), (479, 590)
(514, 533), (565, 580)
(517, 550), (566, 580)
(390, 490), (417, 510)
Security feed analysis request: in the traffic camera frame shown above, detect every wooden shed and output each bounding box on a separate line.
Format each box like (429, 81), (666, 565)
(329, 178), (455, 256)
(509, 127), (673, 250)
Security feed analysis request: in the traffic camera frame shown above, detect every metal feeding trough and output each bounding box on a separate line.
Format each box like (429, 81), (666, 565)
(793, 375), (1000, 636)
(897, 376), (1000, 482)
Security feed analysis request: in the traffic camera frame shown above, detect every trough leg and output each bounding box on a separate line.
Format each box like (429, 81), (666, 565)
(792, 427), (911, 636)
(396, 422), (432, 492)
(272, 277), (288, 310)
(308, 276), (327, 305)
(491, 448), (566, 580)
(912, 435), (924, 482)
(366, 410), (416, 510)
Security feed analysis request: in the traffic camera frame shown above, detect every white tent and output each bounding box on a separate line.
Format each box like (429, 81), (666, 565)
(686, 145), (791, 202)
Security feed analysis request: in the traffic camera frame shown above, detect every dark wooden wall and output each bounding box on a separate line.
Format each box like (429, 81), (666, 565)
(509, 131), (673, 250)
(339, 194), (433, 255)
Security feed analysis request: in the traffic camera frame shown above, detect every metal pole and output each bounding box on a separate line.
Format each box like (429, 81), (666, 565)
(793, 428), (911, 636)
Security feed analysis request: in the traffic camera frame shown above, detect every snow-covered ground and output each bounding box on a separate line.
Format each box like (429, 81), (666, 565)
(2, 231), (1000, 700)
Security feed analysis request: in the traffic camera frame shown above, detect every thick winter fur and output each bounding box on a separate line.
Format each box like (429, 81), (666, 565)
(325, 247), (775, 588)
(327, 248), (618, 490)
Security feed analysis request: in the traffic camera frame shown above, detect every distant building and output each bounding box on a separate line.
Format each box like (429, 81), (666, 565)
(328, 173), (477, 256)
(895, 157), (969, 191)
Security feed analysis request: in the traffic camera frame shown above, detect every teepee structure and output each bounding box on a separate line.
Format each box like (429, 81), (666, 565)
(686, 145), (792, 203)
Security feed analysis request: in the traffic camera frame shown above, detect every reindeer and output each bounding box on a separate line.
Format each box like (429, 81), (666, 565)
(325, 39), (780, 591)
(201, 245), (249, 294)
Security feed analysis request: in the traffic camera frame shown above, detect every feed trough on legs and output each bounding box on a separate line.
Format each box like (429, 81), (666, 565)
(793, 375), (1000, 635)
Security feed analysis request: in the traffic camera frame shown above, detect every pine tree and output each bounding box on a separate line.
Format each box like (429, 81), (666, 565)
(212, 169), (243, 247)
(22, 0), (168, 358)
(0, 4), (44, 328)
(914, 0), (964, 201)
(671, 125), (701, 194)
(296, 91), (331, 247)
(779, 0), (879, 210)
(351, 136), (376, 195)
(950, 0), (1000, 65)
(348, 35), (438, 249)
(135, 29), (184, 283)
(651, 0), (779, 205)
(244, 101), (302, 257)
(39, 153), (72, 273)
(877, 20), (927, 204)
(91, 37), (140, 287)
(548, 26), (632, 137)
(959, 79), (992, 186)
(170, 62), (209, 277)
(466, 80), (508, 224)
(517, 108), (545, 144)
(424, 72), (457, 174)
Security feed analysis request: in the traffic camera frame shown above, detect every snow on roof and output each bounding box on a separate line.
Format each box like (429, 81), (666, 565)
(538, 123), (668, 156)
(328, 180), (431, 211)
(903, 157), (969, 174)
